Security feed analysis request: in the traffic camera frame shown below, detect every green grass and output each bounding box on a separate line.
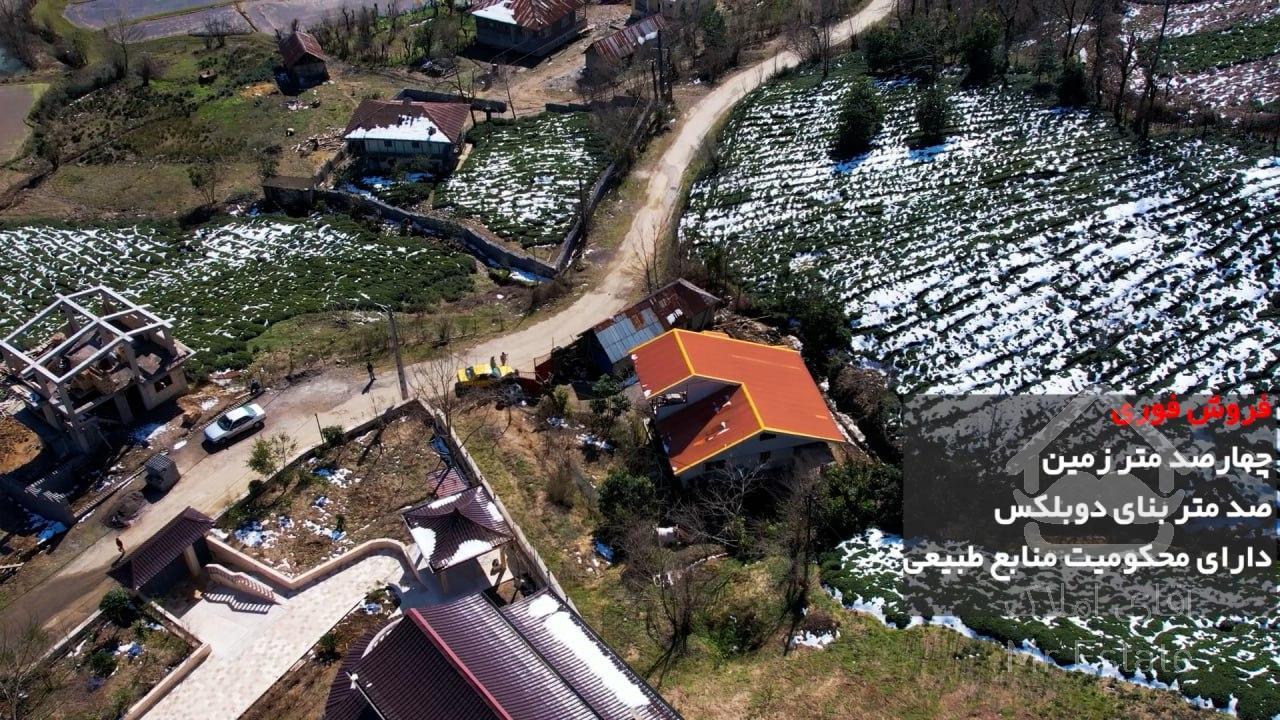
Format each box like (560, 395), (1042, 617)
(1163, 14), (1280, 74)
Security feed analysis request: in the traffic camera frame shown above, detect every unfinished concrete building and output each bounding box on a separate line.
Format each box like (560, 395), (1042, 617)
(1, 287), (192, 454)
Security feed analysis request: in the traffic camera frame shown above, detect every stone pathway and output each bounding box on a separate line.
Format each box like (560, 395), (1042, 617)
(144, 551), (410, 720)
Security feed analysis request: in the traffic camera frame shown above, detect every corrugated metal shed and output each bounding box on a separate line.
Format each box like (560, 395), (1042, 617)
(586, 279), (719, 367)
(588, 14), (667, 65)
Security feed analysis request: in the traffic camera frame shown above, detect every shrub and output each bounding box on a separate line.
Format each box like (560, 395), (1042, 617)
(914, 84), (953, 144)
(546, 455), (579, 508)
(88, 650), (117, 678)
(537, 385), (571, 423)
(962, 10), (1002, 85)
(819, 461), (903, 543)
(863, 25), (903, 74)
(1056, 60), (1089, 107)
(320, 425), (345, 448)
(832, 78), (884, 161)
(99, 589), (134, 626)
(316, 631), (339, 660)
(597, 470), (656, 544)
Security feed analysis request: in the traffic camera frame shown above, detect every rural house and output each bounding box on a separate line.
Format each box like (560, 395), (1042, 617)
(0, 287), (192, 454)
(324, 590), (684, 720)
(579, 278), (718, 379)
(631, 329), (844, 479)
(468, 0), (586, 58)
(277, 30), (329, 87)
(343, 98), (471, 173)
(585, 14), (667, 83)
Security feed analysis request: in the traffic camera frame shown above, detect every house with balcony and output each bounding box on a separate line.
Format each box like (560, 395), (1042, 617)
(630, 329), (845, 480)
(342, 98), (472, 174)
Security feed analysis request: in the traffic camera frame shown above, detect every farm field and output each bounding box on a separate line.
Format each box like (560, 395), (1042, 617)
(821, 530), (1280, 719)
(1125, 0), (1280, 116)
(680, 61), (1280, 396)
(0, 83), (47, 163)
(0, 217), (474, 374)
(435, 112), (611, 248)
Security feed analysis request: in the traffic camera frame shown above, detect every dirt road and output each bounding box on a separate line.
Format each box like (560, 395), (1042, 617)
(1, 0), (893, 642)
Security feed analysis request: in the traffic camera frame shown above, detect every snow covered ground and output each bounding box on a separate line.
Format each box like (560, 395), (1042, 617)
(822, 530), (1280, 718)
(0, 218), (470, 369)
(435, 112), (609, 248)
(681, 70), (1280, 395)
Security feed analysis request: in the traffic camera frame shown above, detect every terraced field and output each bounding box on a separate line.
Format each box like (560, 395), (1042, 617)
(0, 218), (473, 373)
(821, 530), (1280, 719)
(435, 112), (610, 248)
(680, 62), (1280, 395)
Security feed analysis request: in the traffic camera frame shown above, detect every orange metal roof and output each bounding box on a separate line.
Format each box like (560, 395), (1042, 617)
(631, 330), (844, 473)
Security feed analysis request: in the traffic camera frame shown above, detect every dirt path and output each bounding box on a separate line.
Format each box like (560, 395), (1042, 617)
(0, 0), (894, 643)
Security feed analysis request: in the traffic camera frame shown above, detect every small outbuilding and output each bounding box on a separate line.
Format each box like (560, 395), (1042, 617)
(278, 30), (329, 87)
(343, 98), (472, 174)
(585, 14), (667, 83)
(108, 507), (214, 596)
(403, 485), (512, 592)
(580, 278), (719, 380)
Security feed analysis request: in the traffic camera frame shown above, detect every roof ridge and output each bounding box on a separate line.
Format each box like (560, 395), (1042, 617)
(407, 608), (516, 720)
(495, 591), (609, 719)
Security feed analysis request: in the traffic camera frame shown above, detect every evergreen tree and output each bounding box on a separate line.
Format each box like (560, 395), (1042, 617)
(832, 77), (884, 160)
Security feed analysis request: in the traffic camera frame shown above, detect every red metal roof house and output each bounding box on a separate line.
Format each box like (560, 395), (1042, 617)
(631, 329), (845, 479)
(278, 31), (328, 87)
(343, 98), (472, 174)
(585, 14), (667, 83)
(468, 0), (587, 58)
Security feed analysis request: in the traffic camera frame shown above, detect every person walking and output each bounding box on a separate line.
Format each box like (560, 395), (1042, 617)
(114, 537), (125, 563)
(500, 352), (508, 367)
(366, 360), (375, 381)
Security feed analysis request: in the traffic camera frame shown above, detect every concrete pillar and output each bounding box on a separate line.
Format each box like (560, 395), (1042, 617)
(182, 545), (202, 578)
(113, 393), (134, 424)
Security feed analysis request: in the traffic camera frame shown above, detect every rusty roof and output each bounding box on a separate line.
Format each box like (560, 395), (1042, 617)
(468, 0), (584, 30)
(278, 31), (327, 68)
(587, 279), (719, 366)
(631, 330), (844, 473)
(403, 486), (512, 572)
(343, 99), (471, 145)
(325, 592), (684, 720)
(107, 507), (213, 590)
(588, 14), (667, 65)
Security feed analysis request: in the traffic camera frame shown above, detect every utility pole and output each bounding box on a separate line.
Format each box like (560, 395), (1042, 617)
(385, 306), (408, 401)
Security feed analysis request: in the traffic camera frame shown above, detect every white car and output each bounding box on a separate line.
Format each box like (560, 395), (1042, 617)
(204, 403), (266, 446)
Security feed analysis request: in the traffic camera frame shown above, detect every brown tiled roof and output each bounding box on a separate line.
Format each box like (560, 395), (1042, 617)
(588, 14), (667, 65)
(107, 507), (213, 591)
(403, 486), (512, 572)
(325, 592), (684, 720)
(468, 0), (584, 30)
(343, 99), (471, 145)
(279, 30), (327, 68)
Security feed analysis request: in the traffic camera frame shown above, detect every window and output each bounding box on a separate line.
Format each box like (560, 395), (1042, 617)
(153, 375), (173, 393)
(760, 432), (777, 441)
(759, 451), (772, 463)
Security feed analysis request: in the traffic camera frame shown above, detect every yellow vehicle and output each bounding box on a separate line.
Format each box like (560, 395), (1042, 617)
(456, 363), (516, 389)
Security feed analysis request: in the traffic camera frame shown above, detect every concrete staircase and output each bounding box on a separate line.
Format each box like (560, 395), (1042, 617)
(206, 564), (285, 606)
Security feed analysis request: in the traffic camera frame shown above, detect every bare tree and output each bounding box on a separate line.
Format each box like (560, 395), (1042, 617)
(203, 16), (233, 49)
(0, 0), (37, 69)
(105, 11), (143, 73)
(1136, 0), (1173, 140)
(773, 468), (827, 621)
(670, 464), (766, 550)
(0, 616), (60, 720)
(1109, 28), (1140, 125)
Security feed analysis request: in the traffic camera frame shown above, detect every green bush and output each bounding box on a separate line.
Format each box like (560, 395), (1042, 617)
(1056, 60), (1089, 107)
(320, 425), (345, 448)
(316, 631), (339, 660)
(914, 84), (953, 145)
(832, 77), (884, 160)
(87, 649), (117, 677)
(99, 589), (134, 626)
(819, 461), (903, 543)
(597, 470), (656, 545)
(962, 10), (1002, 85)
(863, 25), (903, 74)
